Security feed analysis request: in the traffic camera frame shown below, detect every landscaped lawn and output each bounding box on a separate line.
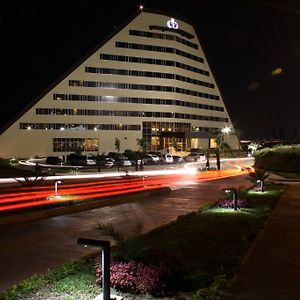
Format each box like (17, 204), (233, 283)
(0, 183), (284, 300)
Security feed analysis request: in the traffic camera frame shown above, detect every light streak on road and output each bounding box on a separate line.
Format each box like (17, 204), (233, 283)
(0, 158), (254, 213)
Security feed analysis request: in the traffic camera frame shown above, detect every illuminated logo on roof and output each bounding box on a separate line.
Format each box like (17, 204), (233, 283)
(167, 18), (178, 29)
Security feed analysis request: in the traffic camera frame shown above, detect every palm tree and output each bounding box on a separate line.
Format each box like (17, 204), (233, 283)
(97, 221), (146, 261)
(114, 138), (120, 153)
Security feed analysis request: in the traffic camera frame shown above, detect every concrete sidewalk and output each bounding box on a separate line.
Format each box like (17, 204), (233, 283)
(222, 179), (300, 299)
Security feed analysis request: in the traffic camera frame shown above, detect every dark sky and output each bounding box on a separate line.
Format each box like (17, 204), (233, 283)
(1, 0), (300, 140)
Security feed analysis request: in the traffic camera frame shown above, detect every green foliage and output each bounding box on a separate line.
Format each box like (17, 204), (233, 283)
(114, 138), (121, 153)
(254, 145), (300, 172)
(97, 221), (147, 261)
(193, 275), (227, 300)
(0, 257), (98, 300)
(136, 137), (146, 152)
(0, 274), (47, 300)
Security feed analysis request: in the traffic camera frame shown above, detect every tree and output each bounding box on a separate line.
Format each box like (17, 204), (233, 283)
(248, 142), (261, 156)
(114, 138), (121, 153)
(171, 137), (179, 152)
(136, 137), (146, 152)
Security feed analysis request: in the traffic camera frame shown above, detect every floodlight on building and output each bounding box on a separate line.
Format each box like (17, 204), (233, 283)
(221, 127), (231, 134)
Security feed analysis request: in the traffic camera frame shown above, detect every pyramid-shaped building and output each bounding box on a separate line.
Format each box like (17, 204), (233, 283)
(0, 9), (240, 159)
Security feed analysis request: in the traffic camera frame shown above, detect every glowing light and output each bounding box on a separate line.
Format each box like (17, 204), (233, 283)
(221, 127), (231, 134)
(271, 67), (283, 76)
(139, 4), (144, 10)
(167, 18), (178, 29)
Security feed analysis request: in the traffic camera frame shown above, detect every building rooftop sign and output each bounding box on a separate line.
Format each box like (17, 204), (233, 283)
(167, 18), (178, 29)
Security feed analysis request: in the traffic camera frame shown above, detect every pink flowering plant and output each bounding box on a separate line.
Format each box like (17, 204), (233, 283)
(217, 198), (248, 209)
(95, 222), (186, 295)
(95, 258), (163, 294)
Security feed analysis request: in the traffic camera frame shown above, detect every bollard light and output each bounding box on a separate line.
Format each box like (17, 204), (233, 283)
(54, 180), (62, 197)
(223, 188), (237, 211)
(77, 238), (123, 300)
(257, 179), (263, 192)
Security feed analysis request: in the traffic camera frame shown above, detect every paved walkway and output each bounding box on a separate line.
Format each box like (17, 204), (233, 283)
(222, 175), (300, 300)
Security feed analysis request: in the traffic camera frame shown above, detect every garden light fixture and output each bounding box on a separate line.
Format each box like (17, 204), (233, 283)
(77, 238), (123, 300)
(223, 188), (237, 211)
(54, 180), (62, 197)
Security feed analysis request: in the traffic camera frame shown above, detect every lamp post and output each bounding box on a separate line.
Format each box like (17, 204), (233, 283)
(224, 188), (237, 211)
(54, 180), (62, 197)
(257, 179), (264, 192)
(77, 238), (118, 300)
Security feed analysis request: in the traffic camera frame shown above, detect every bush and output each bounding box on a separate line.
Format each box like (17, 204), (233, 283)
(94, 248), (186, 295)
(254, 145), (300, 172)
(95, 258), (161, 294)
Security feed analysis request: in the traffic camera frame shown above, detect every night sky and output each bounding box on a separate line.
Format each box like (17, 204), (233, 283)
(1, 0), (300, 140)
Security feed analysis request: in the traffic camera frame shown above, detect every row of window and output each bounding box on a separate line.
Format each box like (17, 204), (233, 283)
(100, 54), (209, 76)
(36, 108), (228, 122)
(142, 121), (219, 135)
(53, 138), (97, 152)
(143, 121), (191, 133)
(129, 29), (198, 49)
(115, 41), (204, 63)
(69, 80), (220, 100)
(85, 67), (214, 89)
(53, 94), (224, 112)
(20, 123), (140, 131)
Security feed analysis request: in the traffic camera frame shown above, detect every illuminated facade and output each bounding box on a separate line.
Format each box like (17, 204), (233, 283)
(0, 10), (240, 159)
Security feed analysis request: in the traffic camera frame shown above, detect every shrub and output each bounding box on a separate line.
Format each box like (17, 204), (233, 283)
(217, 199), (248, 209)
(95, 249), (186, 295)
(95, 258), (162, 294)
(254, 145), (300, 172)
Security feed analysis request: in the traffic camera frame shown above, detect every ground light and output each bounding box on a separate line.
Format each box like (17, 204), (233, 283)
(223, 188), (237, 211)
(257, 179), (264, 192)
(77, 238), (123, 300)
(54, 180), (62, 197)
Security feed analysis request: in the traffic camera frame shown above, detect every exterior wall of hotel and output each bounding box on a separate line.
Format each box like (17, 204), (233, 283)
(0, 11), (239, 159)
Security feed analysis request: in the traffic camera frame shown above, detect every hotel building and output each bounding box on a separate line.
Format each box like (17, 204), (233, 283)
(0, 9), (240, 159)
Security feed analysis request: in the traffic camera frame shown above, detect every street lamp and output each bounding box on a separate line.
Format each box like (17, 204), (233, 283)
(54, 180), (62, 197)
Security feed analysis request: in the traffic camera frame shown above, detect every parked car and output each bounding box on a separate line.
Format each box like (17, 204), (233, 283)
(86, 155), (96, 165)
(160, 153), (174, 164)
(113, 156), (132, 167)
(143, 154), (160, 164)
(184, 152), (206, 162)
(104, 157), (115, 168)
(172, 155), (184, 164)
(86, 159), (96, 165)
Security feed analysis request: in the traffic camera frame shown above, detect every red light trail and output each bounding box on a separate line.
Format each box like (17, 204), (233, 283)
(0, 159), (252, 213)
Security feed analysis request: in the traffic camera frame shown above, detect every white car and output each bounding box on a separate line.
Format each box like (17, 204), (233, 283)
(160, 153), (174, 164)
(104, 158), (115, 168)
(143, 154), (160, 164)
(184, 152), (206, 162)
(86, 159), (96, 165)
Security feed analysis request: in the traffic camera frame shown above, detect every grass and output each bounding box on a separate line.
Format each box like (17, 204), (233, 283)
(0, 183), (284, 300)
